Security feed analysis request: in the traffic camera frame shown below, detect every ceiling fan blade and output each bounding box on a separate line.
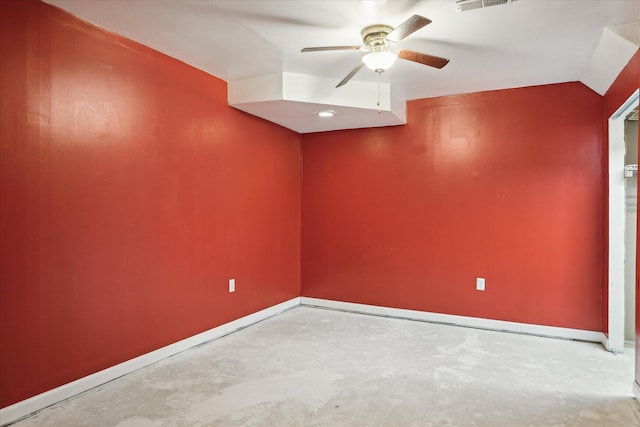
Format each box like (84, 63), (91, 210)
(397, 50), (449, 69)
(301, 46), (362, 52)
(336, 63), (365, 88)
(387, 15), (432, 43)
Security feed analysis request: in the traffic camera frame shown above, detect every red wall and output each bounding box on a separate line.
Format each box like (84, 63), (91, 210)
(0, 0), (300, 407)
(302, 82), (604, 331)
(603, 49), (640, 385)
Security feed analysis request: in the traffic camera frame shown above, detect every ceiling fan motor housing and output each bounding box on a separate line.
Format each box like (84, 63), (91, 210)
(361, 25), (394, 49)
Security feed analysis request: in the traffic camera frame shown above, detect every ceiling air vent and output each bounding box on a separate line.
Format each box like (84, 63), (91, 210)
(456, 0), (511, 12)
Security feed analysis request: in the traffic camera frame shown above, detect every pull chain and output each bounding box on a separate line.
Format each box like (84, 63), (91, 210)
(377, 72), (382, 114)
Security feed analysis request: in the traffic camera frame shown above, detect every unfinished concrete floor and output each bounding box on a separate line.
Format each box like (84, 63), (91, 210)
(11, 306), (640, 426)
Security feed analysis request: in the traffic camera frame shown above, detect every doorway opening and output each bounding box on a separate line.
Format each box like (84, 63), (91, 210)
(624, 108), (638, 348)
(608, 89), (639, 354)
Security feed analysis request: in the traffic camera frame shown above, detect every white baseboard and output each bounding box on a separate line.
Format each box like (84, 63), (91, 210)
(0, 297), (300, 426)
(301, 297), (604, 343)
(633, 381), (640, 403)
(598, 333), (630, 354)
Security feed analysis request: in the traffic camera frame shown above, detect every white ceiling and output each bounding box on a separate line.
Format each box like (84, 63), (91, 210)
(45, 0), (640, 133)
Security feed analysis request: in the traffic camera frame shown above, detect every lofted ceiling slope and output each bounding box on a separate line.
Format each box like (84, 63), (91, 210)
(45, 0), (640, 133)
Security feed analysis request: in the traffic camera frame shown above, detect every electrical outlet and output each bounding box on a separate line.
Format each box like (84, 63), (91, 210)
(476, 277), (485, 291)
(229, 278), (235, 293)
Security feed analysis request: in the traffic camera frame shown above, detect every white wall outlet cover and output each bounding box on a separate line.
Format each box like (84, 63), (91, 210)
(229, 278), (235, 293)
(476, 277), (485, 291)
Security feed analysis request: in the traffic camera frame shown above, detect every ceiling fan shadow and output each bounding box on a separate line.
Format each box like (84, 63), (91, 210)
(407, 37), (523, 56)
(226, 10), (344, 29)
(369, 0), (422, 16)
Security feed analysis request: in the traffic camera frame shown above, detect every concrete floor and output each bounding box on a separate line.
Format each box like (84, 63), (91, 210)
(11, 306), (640, 426)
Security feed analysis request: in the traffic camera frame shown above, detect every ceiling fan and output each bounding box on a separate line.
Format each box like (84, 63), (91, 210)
(301, 15), (449, 88)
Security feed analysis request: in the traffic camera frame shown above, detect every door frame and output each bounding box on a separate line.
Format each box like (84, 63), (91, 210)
(608, 89), (639, 353)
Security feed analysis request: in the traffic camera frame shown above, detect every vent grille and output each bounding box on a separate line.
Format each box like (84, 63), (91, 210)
(456, 0), (510, 12)
(484, 0), (509, 7)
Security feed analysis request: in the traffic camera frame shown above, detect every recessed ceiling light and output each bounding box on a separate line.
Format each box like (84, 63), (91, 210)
(316, 110), (335, 118)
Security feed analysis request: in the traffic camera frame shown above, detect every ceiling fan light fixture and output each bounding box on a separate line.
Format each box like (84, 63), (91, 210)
(301, 15), (447, 87)
(362, 50), (397, 73)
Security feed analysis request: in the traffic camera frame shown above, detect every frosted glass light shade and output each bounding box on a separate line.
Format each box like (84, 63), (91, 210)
(362, 51), (397, 72)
